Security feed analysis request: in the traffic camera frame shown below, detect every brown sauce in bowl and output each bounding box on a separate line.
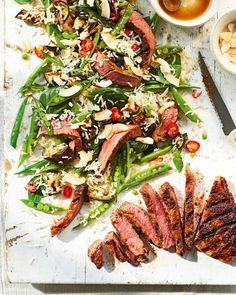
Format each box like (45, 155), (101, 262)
(158, 0), (211, 20)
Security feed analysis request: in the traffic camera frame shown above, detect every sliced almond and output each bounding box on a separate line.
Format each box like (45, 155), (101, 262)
(101, 32), (118, 50)
(131, 66), (143, 77)
(221, 40), (231, 53)
(220, 32), (233, 42)
(157, 58), (171, 73)
(77, 151), (93, 167)
(98, 124), (113, 139)
(62, 173), (85, 185)
(164, 73), (180, 87)
(227, 48), (236, 55)
(124, 56), (135, 67)
(109, 124), (128, 138)
(128, 96), (135, 110)
(101, 0), (110, 19)
(94, 109), (112, 121)
(136, 137), (154, 145)
(228, 23), (235, 33)
(159, 101), (175, 115)
(230, 38), (236, 48)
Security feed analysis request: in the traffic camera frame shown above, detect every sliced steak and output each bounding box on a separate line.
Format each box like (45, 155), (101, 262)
(98, 125), (142, 173)
(110, 210), (148, 262)
(42, 119), (81, 139)
(119, 201), (161, 248)
(123, 10), (156, 68)
(46, 144), (76, 165)
(88, 239), (104, 269)
(152, 106), (178, 142)
(184, 164), (196, 248)
(159, 182), (184, 255)
(140, 183), (174, 249)
(51, 183), (88, 237)
(104, 231), (139, 266)
(94, 51), (141, 88)
(195, 177), (236, 262)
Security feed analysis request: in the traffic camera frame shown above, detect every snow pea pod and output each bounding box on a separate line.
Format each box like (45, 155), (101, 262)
(73, 201), (113, 229)
(33, 97), (53, 136)
(172, 149), (183, 172)
(156, 46), (183, 58)
(111, 6), (133, 37)
(119, 164), (172, 193)
(10, 96), (28, 148)
(27, 110), (39, 155)
(21, 199), (66, 214)
(138, 145), (173, 164)
(18, 134), (29, 168)
(171, 87), (201, 123)
(16, 159), (49, 175)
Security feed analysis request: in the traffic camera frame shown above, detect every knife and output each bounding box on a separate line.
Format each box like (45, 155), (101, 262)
(198, 52), (236, 147)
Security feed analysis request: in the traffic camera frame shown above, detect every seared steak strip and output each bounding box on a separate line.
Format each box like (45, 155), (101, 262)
(152, 106), (178, 142)
(184, 164), (196, 248)
(140, 183), (174, 249)
(110, 210), (148, 262)
(159, 182), (184, 255)
(94, 51), (141, 88)
(104, 231), (139, 266)
(98, 125), (142, 173)
(88, 239), (104, 269)
(122, 10), (156, 68)
(51, 183), (88, 237)
(195, 177), (236, 262)
(119, 201), (162, 248)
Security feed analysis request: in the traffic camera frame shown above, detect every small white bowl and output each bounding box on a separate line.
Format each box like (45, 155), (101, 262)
(210, 9), (236, 75)
(148, 0), (218, 27)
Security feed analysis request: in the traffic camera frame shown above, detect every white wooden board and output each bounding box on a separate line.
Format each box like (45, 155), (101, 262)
(3, 0), (236, 285)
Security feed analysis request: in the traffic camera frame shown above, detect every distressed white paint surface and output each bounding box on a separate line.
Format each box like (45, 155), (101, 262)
(2, 0), (236, 288)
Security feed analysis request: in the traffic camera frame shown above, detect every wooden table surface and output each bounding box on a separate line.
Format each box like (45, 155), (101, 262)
(1, 0), (236, 293)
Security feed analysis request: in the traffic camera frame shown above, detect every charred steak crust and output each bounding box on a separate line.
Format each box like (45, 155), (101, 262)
(110, 210), (148, 262)
(195, 177), (236, 263)
(119, 201), (162, 248)
(94, 51), (141, 88)
(50, 183), (88, 237)
(98, 125), (142, 173)
(88, 239), (104, 269)
(184, 164), (196, 248)
(122, 10), (156, 69)
(140, 183), (174, 249)
(159, 182), (184, 256)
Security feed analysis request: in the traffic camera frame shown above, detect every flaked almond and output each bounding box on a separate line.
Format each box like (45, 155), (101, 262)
(124, 56), (135, 67)
(230, 38), (236, 48)
(164, 73), (180, 87)
(101, 0), (110, 19)
(94, 79), (112, 88)
(157, 57), (171, 73)
(62, 173), (85, 185)
(109, 124), (128, 138)
(159, 101), (175, 115)
(98, 124), (113, 139)
(136, 137), (154, 145)
(131, 66), (143, 77)
(228, 23), (235, 33)
(221, 40), (231, 53)
(94, 109), (112, 121)
(101, 32), (118, 49)
(228, 48), (236, 55)
(128, 96), (135, 110)
(77, 151), (93, 167)
(220, 32), (233, 42)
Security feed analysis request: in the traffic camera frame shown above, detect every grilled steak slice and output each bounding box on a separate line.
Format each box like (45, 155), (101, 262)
(88, 239), (104, 269)
(119, 201), (161, 248)
(195, 177), (236, 262)
(159, 182), (184, 255)
(104, 231), (139, 266)
(152, 106), (178, 142)
(98, 125), (142, 173)
(140, 183), (174, 249)
(42, 119), (81, 139)
(122, 10), (156, 68)
(51, 183), (88, 237)
(94, 51), (141, 88)
(184, 164), (196, 248)
(46, 144), (76, 165)
(110, 210), (148, 262)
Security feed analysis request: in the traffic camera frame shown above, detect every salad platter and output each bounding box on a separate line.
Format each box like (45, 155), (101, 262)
(3, 0), (236, 284)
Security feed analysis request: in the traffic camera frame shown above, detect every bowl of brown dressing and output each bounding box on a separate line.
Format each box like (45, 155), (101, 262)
(149, 0), (218, 27)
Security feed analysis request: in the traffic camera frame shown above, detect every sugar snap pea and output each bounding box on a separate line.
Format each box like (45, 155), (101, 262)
(111, 6), (133, 37)
(156, 46), (183, 58)
(119, 164), (172, 193)
(18, 134), (29, 168)
(73, 201), (113, 229)
(33, 97), (53, 136)
(171, 87), (201, 123)
(40, 50), (64, 67)
(138, 145), (173, 164)
(16, 159), (49, 175)
(21, 199), (66, 214)
(27, 110), (39, 155)
(10, 96), (28, 148)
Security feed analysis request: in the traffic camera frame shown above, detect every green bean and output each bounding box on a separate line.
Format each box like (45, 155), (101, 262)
(10, 96), (28, 148)
(138, 145), (173, 164)
(73, 201), (113, 229)
(27, 111), (39, 155)
(33, 97), (53, 136)
(78, 30), (101, 73)
(41, 50), (64, 67)
(16, 159), (49, 175)
(156, 46), (183, 58)
(111, 6), (133, 37)
(21, 199), (66, 214)
(18, 134), (29, 168)
(118, 164), (172, 193)
(71, 111), (92, 123)
(40, 163), (64, 173)
(20, 60), (48, 93)
(171, 87), (201, 123)
(172, 149), (183, 172)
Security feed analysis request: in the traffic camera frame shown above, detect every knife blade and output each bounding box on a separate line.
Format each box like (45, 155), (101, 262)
(198, 52), (236, 146)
